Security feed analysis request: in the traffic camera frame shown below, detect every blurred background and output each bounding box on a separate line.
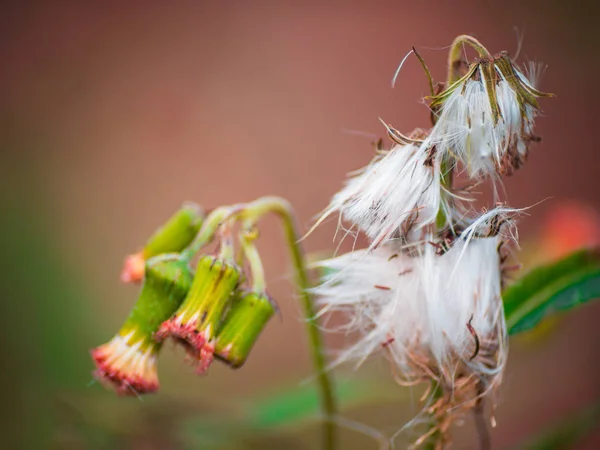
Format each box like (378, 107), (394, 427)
(1, 1), (600, 449)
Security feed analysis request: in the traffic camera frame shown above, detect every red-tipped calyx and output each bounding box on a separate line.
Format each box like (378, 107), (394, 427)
(155, 316), (216, 375)
(91, 331), (159, 396)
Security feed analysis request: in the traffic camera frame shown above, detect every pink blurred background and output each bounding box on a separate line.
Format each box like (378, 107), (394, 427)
(2, 1), (599, 449)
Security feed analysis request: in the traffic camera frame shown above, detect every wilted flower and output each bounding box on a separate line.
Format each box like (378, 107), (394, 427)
(92, 255), (193, 395)
(428, 52), (551, 178)
(155, 254), (241, 373)
(121, 202), (205, 283)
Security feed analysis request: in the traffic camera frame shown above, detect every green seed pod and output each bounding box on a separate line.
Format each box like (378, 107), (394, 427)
(121, 202), (205, 283)
(92, 256), (193, 395)
(156, 255), (241, 373)
(215, 292), (276, 368)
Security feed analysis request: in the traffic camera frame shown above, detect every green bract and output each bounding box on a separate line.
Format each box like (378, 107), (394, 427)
(216, 292), (276, 368)
(120, 255), (194, 349)
(143, 202), (205, 258)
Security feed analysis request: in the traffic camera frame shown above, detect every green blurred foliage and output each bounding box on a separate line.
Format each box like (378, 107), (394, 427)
(0, 192), (98, 448)
(504, 248), (600, 334)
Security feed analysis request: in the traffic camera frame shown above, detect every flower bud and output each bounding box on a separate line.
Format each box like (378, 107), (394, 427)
(155, 255), (241, 373)
(121, 202), (205, 283)
(215, 292), (276, 368)
(92, 256), (193, 395)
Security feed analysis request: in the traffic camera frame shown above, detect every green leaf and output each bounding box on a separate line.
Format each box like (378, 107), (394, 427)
(504, 248), (600, 335)
(511, 401), (600, 450)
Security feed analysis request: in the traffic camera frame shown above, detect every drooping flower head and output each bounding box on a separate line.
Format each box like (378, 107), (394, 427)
(121, 202), (205, 283)
(92, 255), (193, 395)
(428, 51), (552, 178)
(155, 255), (241, 373)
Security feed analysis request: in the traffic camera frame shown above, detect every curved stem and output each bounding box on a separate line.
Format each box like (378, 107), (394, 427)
(447, 35), (492, 84)
(243, 196), (337, 450)
(239, 226), (267, 293)
(182, 196), (337, 449)
(181, 206), (238, 262)
(217, 218), (236, 262)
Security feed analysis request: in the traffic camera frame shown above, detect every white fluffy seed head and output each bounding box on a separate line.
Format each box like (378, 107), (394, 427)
(316, 143), (446, 248)
(417, 237), (507, 380)
(428, 63), (541, 179)
(314, 246), (423, 371)
(315, 236), (507, 391)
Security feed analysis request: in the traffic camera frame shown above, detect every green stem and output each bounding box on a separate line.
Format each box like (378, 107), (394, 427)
(181, 206), (237, 262)
(446, 35), (492, 84)
(242, 196), (337, 450)
(435, 157), (453, 231)
(182, 196), (337, 449)
(239, 227), (267, 293)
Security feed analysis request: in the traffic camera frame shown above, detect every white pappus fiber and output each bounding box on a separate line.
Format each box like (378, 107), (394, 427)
(315, 143), (445, 248)
(428, 67), (539, 178)
(315, 236), (507, 395)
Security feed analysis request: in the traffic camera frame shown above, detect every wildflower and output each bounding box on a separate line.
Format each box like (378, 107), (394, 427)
(428, 52), (551, 178)
(314, 131), (448, 248)
(155, 255), (241, 373)
(312, 35), (552, 447)
(215, 291), (276, 368)
(121, 202), (205, 283)
(92, 255), (193, 395)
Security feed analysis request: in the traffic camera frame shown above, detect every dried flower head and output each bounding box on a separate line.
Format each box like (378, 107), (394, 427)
(314, 132), (450, 248)
(428, 52), (551, 178)
(315, 234), (509, 443)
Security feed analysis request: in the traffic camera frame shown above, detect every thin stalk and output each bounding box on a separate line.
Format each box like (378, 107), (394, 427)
(447, 35), (492, 84)
(239, 226), (266, 293)
(181, 206), (237, 262)
(422, 383), (444, 450)
(473, 382), (490, 450)
(242, 196), (337, 450)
